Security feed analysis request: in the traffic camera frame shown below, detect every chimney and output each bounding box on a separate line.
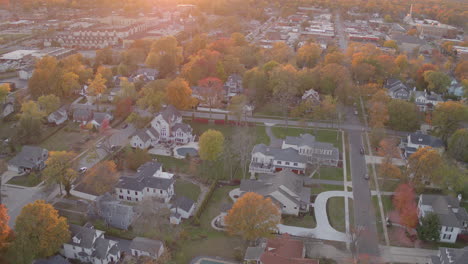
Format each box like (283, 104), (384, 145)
(458, 194), (462, 202)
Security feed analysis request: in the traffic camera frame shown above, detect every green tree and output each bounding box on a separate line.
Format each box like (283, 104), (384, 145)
(383, 40), (398, 49)
(12, 200), (70, 264)
(145, 36), (183, 77)
(123, 148), (152, 171)
(38, 94), (60, 115)
(137, 79), (168, 113)
(448, 128), (468, 162)
(119, 77), (137, 100)
(423, 71), (451, 94)
(42, 151), (76, 195)
(83, 161), (119, 195)
(18, 101), (45, 143)
(432, 101), (468, 143)
(199, 129), (224, 161)
(387, 99), (420, 131)
(60, 71), (80, 96)
(95, 47), (114, 65)
(417, 213), (440, 242)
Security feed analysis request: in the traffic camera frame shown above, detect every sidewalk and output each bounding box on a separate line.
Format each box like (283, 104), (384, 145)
(365, 155), (406, 166)
(380, 246), (437, 264)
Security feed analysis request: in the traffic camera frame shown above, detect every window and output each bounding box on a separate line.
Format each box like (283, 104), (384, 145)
(446, 227), (453, 232)
(119, 195), (123, 199)
(127, 197), (131, 201)
(136, 198), (139, 201)
(293, 163), (298, 166)
(285, 162), (290, 165)
(135, 191), (138, 195)
(147, 188), (149, 192)
(277, 161), (282, 164)
(127, 190), (130, 194)
(160, 190), (163, 194)
(119, 189), (122, 193)
(443, 234), (451, 240)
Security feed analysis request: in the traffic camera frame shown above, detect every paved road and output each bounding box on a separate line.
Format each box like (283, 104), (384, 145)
(380, 246), (437, 264)
(334, 12), (348, 51)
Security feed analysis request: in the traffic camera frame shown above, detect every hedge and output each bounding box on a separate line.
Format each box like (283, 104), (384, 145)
(192, 179), (218, 225)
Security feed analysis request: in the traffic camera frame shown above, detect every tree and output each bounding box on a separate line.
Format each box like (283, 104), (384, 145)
(96, 66), (113, 87)
(0, 204), (11, 250)
(123, 148), (152, 171)
(296, 42), (322, 68)
(417, 213), (440, 241)
(227, 94), (247, 122)
(38, 94), (60, 115)
(378, 138), (400, 164)
(393, 184), (415, 212)
(60, 72), (80, 97)
(115, 97), (133, 119)
(383, 40), (398, 49)
(423, 71), (450, 94)
(268, 42), (292, 64)
(197, 77), (224, 110)
(42, 151), (77, 195)
(28, 56), (59, 98)
(95, 47), (114, 65)
(12, 200), (70, 264)
(83, 161), (119, 195)
(199, 129), (224, 161)
(387, 99), (420, 131)
(368, 90), (390, 128)
(119, 78), (137, 100)
(432, 101), (468, 143)
(18, 100), (45, 142)
(225, 192), (281, 241)
(182, 49), (223, 85)
(378, 162), (402, 179)
(165, 78), (195, 110)
(0, 83), (10, 102)
(145, 36), (183, 77)
(324, 51), (346, 65)
(415, 64), (437, 89)
(454, 60), (468, 80)
(448, 128), (468, 162)
(137, 79), (168, 113)
(407, 147), (443, 190)
(269, 64), (299, 123)
(87, 73), (107, 98)
(232, 127), (256, 179)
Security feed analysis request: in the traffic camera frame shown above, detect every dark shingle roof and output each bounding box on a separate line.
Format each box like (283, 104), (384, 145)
(172, 122), (192, 133)
(134, 129), (151, 142)
(129, 237), (163, 257)
(408, 131), (444, 148)
(8, 145), (47, 169)
(252, 144), (307, 164)
(116, 163), (173, 192)
(171, 195), (195, 212)
(419, 195), (468, 227)
(160, 105), (181, 123)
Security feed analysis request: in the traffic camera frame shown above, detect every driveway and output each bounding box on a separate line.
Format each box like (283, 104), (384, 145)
(278, 190), (352, 242)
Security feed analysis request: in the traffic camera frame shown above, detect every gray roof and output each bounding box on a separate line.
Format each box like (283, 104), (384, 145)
(95, 193), (135, 229)
(391, 33), (426, 45)
(147, 126), (159, 139)
(136, 68), (158, 77)
(160, 105), (181, 123)
(136, 161), (161, 177)
(413, 91), (443, 102)
(8, 145), (47, 169)
(408, 131), (444, 148)
(438, 247), (468, 264)
(171, 195), (195, 212)
(129, 237), (163, 256)
(93, 237), (111, 259)
(69, 224), (99, 249)
(240, 171), (311, 207)
(116, 162), (173, 191)
(73, 108), (93, 120)
(93, 112), (112, 125)
(283, 134), (340, 161)
(244, 246), (264, 260)
(284, 134), (316, 148)
(252, 144), (307, 163)
(134, 129), (151, 142)
(173, 122), (192, 133)
(34, 255), (70, 264)
(420, 195), (468, 228)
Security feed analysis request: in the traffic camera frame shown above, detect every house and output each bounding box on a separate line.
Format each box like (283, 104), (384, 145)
(134, 68), (158, 81)
(413, 89), (444, 112)
(239, 171), (311, 216)
(129, 237), (164, 260)
(448, 79), (465, 98)
(107, 87), (122, 102)
(115, 162), (175, 203)
(224, 74), (243, 97)
(429, 246), (468, 264)
(89, 193), (136, 230)
(34, 255), (70, 264)
(72, 108), (93, 123)
(402, 131), (444, 158)
(249, 133), (340, 176)
(130, 105), (194, 149)
(418, 194), (468, 243)
(170, 195), (195, 220)
(63, 223), (121, 264)
(244, 234), (318, 264)
(385, 78), (411, 100)
(19, 66), (34, 80)
(47, 107), (68, 125)
(91, 112), (113, 127)
(8, 146), (48, 173)
(1, 101), (14, 118)
(301, 89), (321, 105)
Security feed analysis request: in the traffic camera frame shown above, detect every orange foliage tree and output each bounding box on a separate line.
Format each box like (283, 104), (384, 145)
(165, 78), (196, 110)
(407, 147), (443, 190)
(393, 184), (418, 229)
(83, 161), (119, 195)
(12, 200), (70, 264)
(225, 192), (281, 241)
(0, 204), (11, 250)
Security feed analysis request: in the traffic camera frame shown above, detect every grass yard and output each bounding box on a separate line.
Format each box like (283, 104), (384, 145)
(310, 184), (345, 194)
(40, 129), (84, 151)
(187, 121), (270, 145)
(283, 214), (316, 228)
(6, 174), (42, 187)
(154, 155), (190, 174)
(174, 185), (243, 263)
(271, 127), (342, 151)
(254, 102), (284, 116)
(326, 197), (350, 233)
(316, 167), (344, 181)
(174, 179), (201, 201)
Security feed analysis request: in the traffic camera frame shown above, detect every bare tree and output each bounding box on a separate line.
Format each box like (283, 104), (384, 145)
(232, 127), (256, 179)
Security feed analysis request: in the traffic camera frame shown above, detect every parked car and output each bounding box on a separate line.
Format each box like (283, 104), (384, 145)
(360, 146), (365, 155)
(354, 110), (358, 115)
(364, 173), (369, 180)
(78, 167), (88, 174)
(122, 123), (128, 129)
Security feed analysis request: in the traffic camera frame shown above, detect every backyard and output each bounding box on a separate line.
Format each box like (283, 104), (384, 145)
(174, 179), (201, 202)
(271, 127), (342, 151)
(283, 214), (316, 228)
(6, 173), (42, 187)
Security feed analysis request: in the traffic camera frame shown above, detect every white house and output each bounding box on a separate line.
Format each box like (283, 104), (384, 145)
(224, 74), (243, 98)
(131, 105), (194, 149)
(385, 78), (411, 100)
(239, 171), (311, 216)
(1, 101), (14, 117)
(170, 195), (195, 220)
(47, 107), (68, 125)
(8, 146), (48, 173)
(18, 67), (34, 80)
(115, 162), (175, 203)
(402, 131), (444, 158)
(418, 194), (468, 243)
(129, 237), (164, 260)
(282, 134), (340, 167)
(63, 224), (121, 264)
(413, 89), (444, 112)
(301, 89), (321, 105)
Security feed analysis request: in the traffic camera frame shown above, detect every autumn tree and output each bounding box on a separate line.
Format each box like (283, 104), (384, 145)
(324, 51), (346, 65)
(269, 64), (299, 122)
(378, 162), (402, 179)
(0, 204), (11, 250)
(227, 94), (248, 121)
(268, 42), (292, 64)
(296, 42), (322, 68)
(432, 101), (468, 143)
(182, 49), (222, 85)
(393, 184), (418, 229)
(423, 71), (450, 94)
(454, 60), (468, 80)
(95, 47), (114, 65)
(243, 66), (270, 106)
(123, 147), (152, 171)
(407, 147), (443, 190)
(87, 73), (107, 98)
(368, 90), (390, 128)
(448, 128), (468, 162)
(137, 79), (168, 113)
(83, 161), (119, 195)
(417, 213), (440, 242)
(96, 66), (113, 87)
(114, 97), (133, 119)
(12, 200), (70, 264)
(225, 192), (281, 241)
(38, 94), (60, 115)
(387, 99), (420, 131)
(383, 40), (398, 49)
(119, 77), (137, 100)
(18, 100), (45, 143)
(232, 127), (256, 179)
(165, 78), (195, 110)
(145, 36), (183, 78)
(0, 83), (10, 102)
(60, 72), (80, 96)
(42, 151), (77, 195)
(415, 63), (437, 89)
(197, 77), (224, 110)
(199, 129), (224, 161)
(28, 56), (58, 98)
(378, 138), (400, 164)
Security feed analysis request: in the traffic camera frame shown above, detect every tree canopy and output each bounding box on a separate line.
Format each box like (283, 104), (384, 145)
(199, 129), (225, 161)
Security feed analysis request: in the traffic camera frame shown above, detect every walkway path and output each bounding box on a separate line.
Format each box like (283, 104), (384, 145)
(278, 190), (353, 242)
(365, 155), (406, 166)
(264, 123), (282, 147)
(379, 246), (437, 264)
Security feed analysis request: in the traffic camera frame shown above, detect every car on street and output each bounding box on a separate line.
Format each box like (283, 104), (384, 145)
(360, 146), (365, 155)
(78, 167), (88, 174)
(364, 173), (369, 180)
(122, 123), (128, 129)
(354, 110), (358, 115)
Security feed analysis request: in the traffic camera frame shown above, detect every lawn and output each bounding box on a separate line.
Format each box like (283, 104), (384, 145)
(154, 155), (190, 174)
(173, 186), (243, 264)
(39, 129), (85, 151)
(6, 174), (42, 187)
(326, 197), (352, 233)
(283, 214), (316, 228)
(315, 167), (344, 181)
(187, 121), (270, 145)
(271, 127), (342, 151)
(310, 184), (345, 194)
(174, 179), (201, 202)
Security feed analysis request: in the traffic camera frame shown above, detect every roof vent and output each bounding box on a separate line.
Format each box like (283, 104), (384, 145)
(418, 138), (423, 142)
